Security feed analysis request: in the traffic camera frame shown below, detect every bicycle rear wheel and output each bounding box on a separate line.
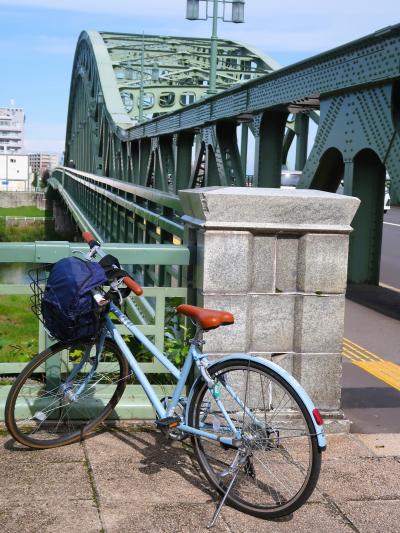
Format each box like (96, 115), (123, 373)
(188, 358), (321, 518)
(5, 339), (129, 449)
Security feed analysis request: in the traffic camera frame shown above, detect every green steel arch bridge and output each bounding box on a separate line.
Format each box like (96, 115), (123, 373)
(56, 26), (400, 285)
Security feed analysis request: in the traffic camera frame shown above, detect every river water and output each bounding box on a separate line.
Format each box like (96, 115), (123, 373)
(0, 263), (39, 284)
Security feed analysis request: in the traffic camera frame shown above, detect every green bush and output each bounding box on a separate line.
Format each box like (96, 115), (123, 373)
(0, 218), (62, 242)
(0, 295), (38, 362)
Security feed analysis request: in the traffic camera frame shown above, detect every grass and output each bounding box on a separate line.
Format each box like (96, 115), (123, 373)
(0, 206), (51, 217)
(0, 295), (38, 362)
(0, 219), (65, 242)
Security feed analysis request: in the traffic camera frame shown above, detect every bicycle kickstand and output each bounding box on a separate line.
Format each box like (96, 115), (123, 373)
(207, 467), (240, 529)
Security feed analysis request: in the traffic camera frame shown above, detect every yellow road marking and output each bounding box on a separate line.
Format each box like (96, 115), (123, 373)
(342, 337), (400, 391)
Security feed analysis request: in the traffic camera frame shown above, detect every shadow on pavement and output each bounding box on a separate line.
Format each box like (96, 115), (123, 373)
(342, 387), (400, 409)
(110, 428), (215, 498)
(346, 283), (400, 321)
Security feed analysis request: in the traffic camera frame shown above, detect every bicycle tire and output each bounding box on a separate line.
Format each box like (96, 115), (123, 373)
(188, 358), (321, 518)
(5, 338), (129, 449)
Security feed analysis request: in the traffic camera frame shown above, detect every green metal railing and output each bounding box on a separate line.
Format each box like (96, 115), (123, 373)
(50, 167), (185, 287)
(0, 241), (190, 420)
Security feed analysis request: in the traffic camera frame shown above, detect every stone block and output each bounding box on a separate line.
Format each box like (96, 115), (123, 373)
(293, 353), (342, 410)
(180, 186), (359, 426)
(276, 236), (299, 292)
(297, 233), (349, 293)
(271, 352), (294, 375)
(202, 230), (252, 292)
(251, 235), (276, 292)
(179, 187), (360, 232)
(202, 294), (249, 353)
(194, 229), (204, 291)
(249, 294), (295, 353)
(294, 295), (345, 353)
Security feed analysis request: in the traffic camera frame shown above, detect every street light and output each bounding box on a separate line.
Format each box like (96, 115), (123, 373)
(185, 0), (245, 95)
(186, 0), (200, 20)
(231, 0), (245, 23)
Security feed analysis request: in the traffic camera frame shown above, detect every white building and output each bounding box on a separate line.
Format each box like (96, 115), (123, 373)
(28, 153), (59, 176)
(0, 102), (25, 155)
(0, 154), (31, 191)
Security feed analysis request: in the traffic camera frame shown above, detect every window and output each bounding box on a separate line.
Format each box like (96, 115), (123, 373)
(142, 93), (154, 109)
(120, 91), (134, 113)
(179, 92), (196, 106)
(159, 92), (175, 108)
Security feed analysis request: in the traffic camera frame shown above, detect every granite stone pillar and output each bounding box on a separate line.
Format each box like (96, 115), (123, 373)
(179, 187), (359, 432)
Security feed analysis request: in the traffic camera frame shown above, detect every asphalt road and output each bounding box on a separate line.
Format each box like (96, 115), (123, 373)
(380, 206), (400, 289)
(342, 206), (400, 433)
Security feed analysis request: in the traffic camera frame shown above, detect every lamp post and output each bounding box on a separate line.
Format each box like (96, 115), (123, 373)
(186, 0), (245, 95)
(138, 37), (145, 123)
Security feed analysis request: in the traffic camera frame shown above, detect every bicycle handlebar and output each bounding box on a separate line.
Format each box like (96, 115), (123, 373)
(82, 231), (98, 248)
(82, 231), (143, 296)
(122, 276), (143, 296)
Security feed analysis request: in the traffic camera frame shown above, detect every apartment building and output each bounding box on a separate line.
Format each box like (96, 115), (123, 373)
(28, 153), (59, 176)
(0, 103), (25, 155)
(0, 154), (31, 191)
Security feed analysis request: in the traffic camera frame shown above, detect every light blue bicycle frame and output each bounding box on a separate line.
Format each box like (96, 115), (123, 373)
(73, 243), (325, 450)
(99, 301), (326, 450)
(105, 302), (241, 447)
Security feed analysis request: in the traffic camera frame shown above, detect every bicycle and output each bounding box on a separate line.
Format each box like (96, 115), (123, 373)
(5, 232), (326, 527)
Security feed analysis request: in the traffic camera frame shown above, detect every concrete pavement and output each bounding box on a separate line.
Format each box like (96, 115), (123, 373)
(1, 429), (400, 533)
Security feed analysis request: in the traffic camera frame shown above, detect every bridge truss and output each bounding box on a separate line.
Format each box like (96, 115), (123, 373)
(63, 25), (400, 284)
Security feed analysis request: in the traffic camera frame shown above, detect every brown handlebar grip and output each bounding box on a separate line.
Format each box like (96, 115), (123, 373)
(123, 276), (143, 296)
(83, 231), (95, 243)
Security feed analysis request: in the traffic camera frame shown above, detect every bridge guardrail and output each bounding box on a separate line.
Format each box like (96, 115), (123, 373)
(0, 241), (190, 419)
(51, 168), (185, 288)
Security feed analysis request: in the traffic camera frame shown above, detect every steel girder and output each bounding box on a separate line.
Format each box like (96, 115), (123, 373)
(63, 24), (400, 284)
(65, 31), (277, 178)
(65, 26), (400, 191)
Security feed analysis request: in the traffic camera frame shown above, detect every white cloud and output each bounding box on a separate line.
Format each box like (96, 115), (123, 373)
(0, 0), (398, 57)
(0, 0), (398, 22)
(0, 0), (183, 16)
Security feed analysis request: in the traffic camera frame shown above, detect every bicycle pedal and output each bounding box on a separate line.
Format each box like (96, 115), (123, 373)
(155, 416), (181, 429)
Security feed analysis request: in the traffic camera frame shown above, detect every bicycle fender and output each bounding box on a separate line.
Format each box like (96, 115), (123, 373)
(186, 354), (326, 450)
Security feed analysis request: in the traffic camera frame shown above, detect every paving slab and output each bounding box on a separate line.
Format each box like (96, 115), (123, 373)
(85, 430), (211, 506)
(101, 502), (231, 533)
(221, 502), (352, 532)
(1, 429), (400, 532)
(0, 458), (93, 503)
(0, 500), (101, 533)
(318, 432), (375, 460)
(339, 500), (400, 533)
(319, 456), (400, 502)
(355, 433), (400, 457)
(0, 435), (85, 463)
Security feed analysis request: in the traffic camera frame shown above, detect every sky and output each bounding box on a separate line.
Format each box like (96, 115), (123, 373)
(0, 0), (399, 156)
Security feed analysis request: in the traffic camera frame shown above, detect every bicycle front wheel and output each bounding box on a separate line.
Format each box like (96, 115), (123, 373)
(188, 358), (321, 518)
(5, 339), (129, 449)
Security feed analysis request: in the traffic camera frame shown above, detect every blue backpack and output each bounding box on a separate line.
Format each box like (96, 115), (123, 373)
(41, 257), (107, 342)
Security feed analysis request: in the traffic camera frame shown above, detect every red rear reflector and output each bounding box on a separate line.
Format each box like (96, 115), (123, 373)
(312, 408), (323, 426)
